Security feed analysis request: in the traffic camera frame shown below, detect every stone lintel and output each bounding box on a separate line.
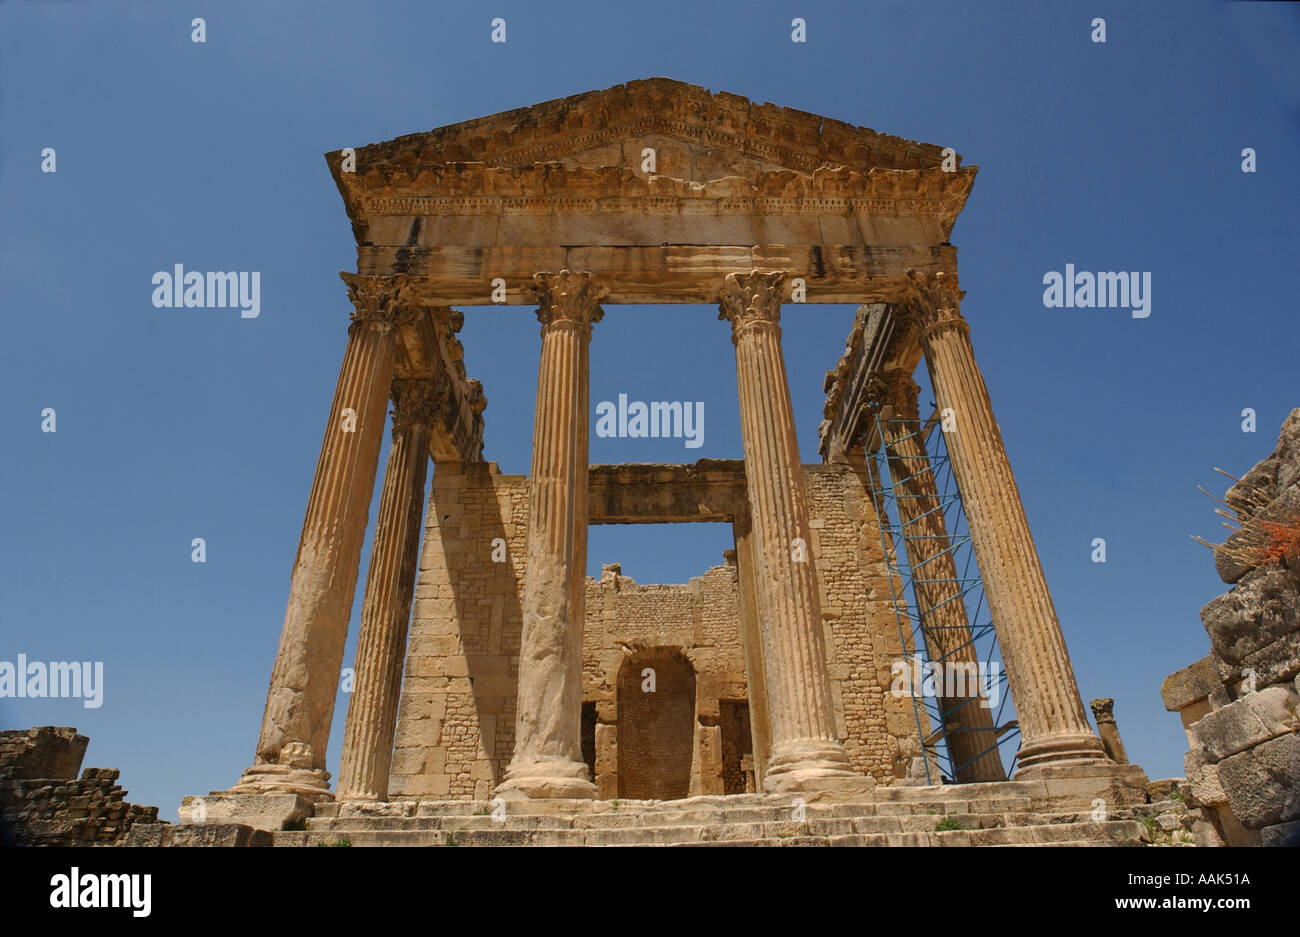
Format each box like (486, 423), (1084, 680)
(587, 460), (747, 524)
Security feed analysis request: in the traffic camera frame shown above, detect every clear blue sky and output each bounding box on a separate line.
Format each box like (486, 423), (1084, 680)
(2, 0), (1297, 816)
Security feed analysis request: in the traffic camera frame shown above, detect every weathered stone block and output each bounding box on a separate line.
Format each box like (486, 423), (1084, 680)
(1259, 819), (1300, 847)
(178, 792), (313, 832)
(1217, 734), (1300, 829)
(0, 727), (88, 780)
(1182, 750), (1228, 808)
(1188, 685), (1300, 763)
(1201, 564), (1300, 663)
(125, 822), (270, 847)
(1162, 655), (1226, 712)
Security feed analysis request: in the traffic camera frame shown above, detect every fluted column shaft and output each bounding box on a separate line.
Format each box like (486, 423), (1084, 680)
(907, 271), (1105, 775)
(498, 270), (604, 799)
(874, 368), (1005, 782)
(732, 510), (773, 788)
(719, 271), (858, 791)
(236, 274), (415, 797)
(337, 379), (440, 800)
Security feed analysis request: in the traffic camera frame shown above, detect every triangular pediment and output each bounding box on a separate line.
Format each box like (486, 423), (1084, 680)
(330, 78), (959, 185)
(326, 79), (976, 293)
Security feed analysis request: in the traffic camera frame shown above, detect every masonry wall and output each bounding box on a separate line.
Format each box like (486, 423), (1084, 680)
(582, 563), (749, 799)
(390, 462), (529, 799)
(0, 727), (161, 846)
(1161, 409), (1300, 848)
(806, 462), (923, 781)
(389, 462), (919, 800)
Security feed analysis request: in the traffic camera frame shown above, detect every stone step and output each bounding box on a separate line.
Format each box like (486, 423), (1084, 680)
(274, 818), (1145, 847)
(333, 797), (1037, 825)
(306, 809), (1057, 835)
(362, 786), (1043, 819)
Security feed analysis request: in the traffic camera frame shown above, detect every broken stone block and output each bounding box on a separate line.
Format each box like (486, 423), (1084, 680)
(1188, 685), (1300, 763)
(0, 727), (88, 781)
(1259, 819), (1300, 848)
(1274, 409), (1300, 494)
(1201, 563), (1300, 664)
(1182, 750), (1228, 808)
(125, 822), (269, 847)
(178, 792), (314, 832)
(1217, 734), (1300, 829)
(1216, 629), (1300, 692)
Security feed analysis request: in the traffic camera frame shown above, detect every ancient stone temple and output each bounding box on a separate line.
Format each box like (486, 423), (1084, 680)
(183, 79), (1155, 842)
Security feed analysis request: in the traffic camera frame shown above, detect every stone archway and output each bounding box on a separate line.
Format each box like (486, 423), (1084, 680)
(616, 648), (696, 800)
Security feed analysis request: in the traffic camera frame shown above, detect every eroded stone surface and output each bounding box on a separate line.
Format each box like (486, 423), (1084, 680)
(1166, 408), (1300, 845)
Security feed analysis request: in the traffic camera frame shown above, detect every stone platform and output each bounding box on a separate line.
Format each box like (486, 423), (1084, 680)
(244, 775), (1186, 847)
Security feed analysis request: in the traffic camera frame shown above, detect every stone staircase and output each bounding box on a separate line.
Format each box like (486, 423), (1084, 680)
(271, 780), (1159, 847)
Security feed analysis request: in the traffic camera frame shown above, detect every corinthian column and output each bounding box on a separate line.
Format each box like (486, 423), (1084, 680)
(906, 271), (1106, 775)
(337, 379), (441, 801)
(870, 368), (1005, 783)
(232, 273), (415, 798)
(497, 270), (604, 799)
(719, 270), (859, 792)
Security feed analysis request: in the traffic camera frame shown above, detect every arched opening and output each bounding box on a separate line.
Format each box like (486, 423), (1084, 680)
(616, 647), (696, 800)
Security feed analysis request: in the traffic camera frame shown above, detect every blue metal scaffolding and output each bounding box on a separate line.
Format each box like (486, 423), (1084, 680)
(863, 403), (1021, 784)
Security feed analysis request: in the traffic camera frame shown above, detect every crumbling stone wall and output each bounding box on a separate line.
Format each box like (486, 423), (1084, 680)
(0, 726), (161, 846)
(390, 461), (919, 800)
(582, 563), (746, 799)
(1163, 409), (1300, 847)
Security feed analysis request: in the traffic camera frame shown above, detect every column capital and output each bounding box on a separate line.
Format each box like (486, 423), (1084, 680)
(718, 270), (787, 342)
(533, 270), (606, 333)
(389, 378), (446, 431)
(341, 272), (428, 331)
(865, 368), (921, 423)
(1089, 697), (1116, 723)
(903, 270), (969, 342)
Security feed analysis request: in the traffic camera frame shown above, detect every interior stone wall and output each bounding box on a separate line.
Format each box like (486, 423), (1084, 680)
(389, 462), (528, 800)
(388, 461), (918, 800)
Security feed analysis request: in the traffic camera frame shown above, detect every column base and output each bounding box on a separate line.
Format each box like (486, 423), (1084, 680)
(335, 790), (382, 804)
(1020, 761), (1152, 811)
(1012, 732), (1109, 777)
(494, 757), (597, 800)
(761, 739), (869, 793)
(230, 762), (334, 800)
